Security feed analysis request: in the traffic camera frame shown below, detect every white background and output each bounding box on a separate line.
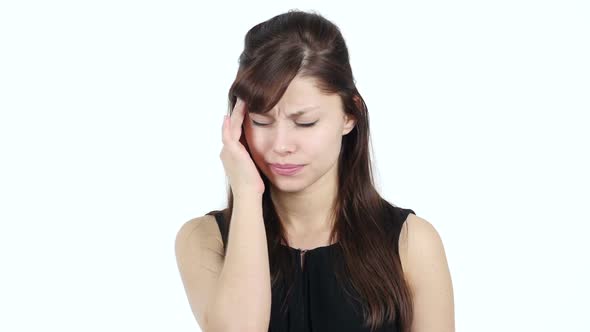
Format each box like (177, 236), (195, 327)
(1, 1), (588, 331)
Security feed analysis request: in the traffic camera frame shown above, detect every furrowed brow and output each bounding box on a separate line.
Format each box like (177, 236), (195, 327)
(260, 106), (320, 118)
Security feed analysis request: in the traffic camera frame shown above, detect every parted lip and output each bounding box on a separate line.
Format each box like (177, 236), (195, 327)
(270, 163), (304, 169)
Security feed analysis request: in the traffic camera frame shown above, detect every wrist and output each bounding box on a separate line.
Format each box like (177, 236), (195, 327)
(233, 191), (263, 202)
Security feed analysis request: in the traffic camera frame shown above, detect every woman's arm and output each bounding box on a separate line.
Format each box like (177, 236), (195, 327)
(399, 214), (455, 332)
(175, 195), (271, 332)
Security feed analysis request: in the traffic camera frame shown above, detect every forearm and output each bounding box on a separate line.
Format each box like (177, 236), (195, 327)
(206, 195), (271, 332)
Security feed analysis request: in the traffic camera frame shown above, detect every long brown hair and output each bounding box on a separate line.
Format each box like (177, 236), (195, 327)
(209, 9), (413, 332)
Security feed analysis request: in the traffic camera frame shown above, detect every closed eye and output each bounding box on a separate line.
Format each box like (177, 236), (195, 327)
(251, 120), (317, 128)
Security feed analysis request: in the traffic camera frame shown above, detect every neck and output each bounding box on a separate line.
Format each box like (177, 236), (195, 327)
(270, 169), (338, 237)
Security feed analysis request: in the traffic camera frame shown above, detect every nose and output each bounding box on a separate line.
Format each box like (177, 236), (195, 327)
(271, 122), (297, 155)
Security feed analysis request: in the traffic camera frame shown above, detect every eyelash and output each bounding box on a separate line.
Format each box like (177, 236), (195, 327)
(251, 120), (317, 128)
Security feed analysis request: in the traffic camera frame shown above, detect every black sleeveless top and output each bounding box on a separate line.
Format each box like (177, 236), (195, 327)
(210, 206), (416, 332)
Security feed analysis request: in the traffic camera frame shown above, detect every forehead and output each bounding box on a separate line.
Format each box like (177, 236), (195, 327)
(283, 75), (323, 100)
(257, 76), (339, 117)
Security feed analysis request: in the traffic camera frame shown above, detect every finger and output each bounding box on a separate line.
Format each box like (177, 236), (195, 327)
(230, 98), (245, 122)
(222, 115), (230, 145)
(230, 99), (246, 141)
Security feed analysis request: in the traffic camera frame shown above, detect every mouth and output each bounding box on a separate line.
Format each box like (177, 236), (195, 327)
(270, 163), (304, 169)
(269, 164), (305, 176)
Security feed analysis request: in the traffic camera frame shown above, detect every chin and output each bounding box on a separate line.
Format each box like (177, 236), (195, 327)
(268, 178), (307, 193)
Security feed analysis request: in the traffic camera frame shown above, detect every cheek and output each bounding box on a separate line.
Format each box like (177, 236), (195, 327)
(300, 131), (342, 162)
(243, 125), (340, 154)
(243, 128), (262, 149)
(320, 135), (343, 159)
(243, 129), (269, 159)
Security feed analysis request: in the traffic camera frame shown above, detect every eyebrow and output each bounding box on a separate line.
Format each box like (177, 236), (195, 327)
(260, 106), (320, 118)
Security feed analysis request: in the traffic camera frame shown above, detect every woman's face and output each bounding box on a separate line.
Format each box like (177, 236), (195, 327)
(242, 75), (356, 193)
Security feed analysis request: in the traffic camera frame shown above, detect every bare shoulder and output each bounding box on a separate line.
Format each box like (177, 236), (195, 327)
(174, 214), (226, 328)
(175, 214), (223, 255)
(398, 213), (442, 258)
(398, 213), (455, 331)
(398, 213), (448, 281)
(175, 214), (226, 280)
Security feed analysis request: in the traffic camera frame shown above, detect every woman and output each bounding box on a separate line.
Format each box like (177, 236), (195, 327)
(175, 9), (454, 332)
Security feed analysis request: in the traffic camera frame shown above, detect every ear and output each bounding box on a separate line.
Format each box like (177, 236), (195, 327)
(342, 114), (356, 135)
(342, 95), (360, 135)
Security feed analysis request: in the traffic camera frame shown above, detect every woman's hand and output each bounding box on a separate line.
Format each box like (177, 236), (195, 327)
(219, 98), (265, 197)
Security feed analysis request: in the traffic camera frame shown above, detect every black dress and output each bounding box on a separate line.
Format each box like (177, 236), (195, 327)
(210, 206), (416, 332)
